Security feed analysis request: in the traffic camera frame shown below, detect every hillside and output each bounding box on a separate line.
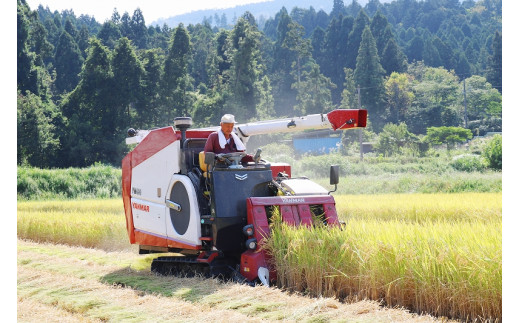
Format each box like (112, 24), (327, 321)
(18, 0), (502, 168)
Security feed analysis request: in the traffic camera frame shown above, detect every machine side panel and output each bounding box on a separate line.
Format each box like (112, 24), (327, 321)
(131, 199), (168, 241)
(132, 141), (181, 204)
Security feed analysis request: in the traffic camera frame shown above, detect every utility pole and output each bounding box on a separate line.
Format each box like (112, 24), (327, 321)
(357, 85), (363, 161)
(463, 78), (468, 128)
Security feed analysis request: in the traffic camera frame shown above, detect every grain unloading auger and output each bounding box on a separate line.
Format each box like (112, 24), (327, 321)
(122, 109), (367, 285)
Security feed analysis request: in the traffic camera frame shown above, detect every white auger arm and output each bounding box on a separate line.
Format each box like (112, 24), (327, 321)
(126, 109), (367, 145)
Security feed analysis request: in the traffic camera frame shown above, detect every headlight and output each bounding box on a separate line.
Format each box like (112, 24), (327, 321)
(246, 238), (257, 250)
(243, 224), (254, 237)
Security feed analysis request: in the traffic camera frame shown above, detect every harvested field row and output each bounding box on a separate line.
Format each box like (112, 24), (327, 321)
(17, 239), (444, 322)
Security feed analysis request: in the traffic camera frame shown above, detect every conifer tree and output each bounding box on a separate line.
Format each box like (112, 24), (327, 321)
(112, 37), (143, 121)
(292, 63), (335, 115)
(354, 26), (386, 130)
(226, 13), (262, 119)
(486, 31), (501, 93)
(346, 9), (370, 69)
(381, 37), (407, 75)
(162, 23), (192, 121)
(131, 8), (148, 49)
(139, 49), (163, 127)
(54, 31), (84, 93)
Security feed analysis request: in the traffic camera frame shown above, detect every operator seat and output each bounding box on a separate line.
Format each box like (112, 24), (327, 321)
(198, 151), (209, 177)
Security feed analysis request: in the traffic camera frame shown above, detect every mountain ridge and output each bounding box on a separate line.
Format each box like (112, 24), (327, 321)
(151, 0), (386, 27)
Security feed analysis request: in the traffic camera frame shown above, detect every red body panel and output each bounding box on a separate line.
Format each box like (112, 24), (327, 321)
(240, 250), (269, 281)
(270, 163), (291, 178)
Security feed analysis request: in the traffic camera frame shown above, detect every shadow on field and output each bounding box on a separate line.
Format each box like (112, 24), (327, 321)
(100, 267), (223, 302)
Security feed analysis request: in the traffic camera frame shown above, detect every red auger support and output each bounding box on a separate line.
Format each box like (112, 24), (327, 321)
(327, 109), (368, 130)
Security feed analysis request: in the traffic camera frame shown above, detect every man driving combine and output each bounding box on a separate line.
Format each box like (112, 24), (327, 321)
(204, 114), (254, 164)
(204, 114), (246, 154)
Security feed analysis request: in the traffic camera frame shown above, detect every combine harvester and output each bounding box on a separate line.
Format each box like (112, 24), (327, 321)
(122, 109), (367, 285)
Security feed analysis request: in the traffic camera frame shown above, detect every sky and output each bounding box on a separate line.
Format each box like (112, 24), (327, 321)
(24, 0), (271, 24)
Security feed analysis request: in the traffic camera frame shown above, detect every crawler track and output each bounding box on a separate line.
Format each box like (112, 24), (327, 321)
(151, 256), (240, 280)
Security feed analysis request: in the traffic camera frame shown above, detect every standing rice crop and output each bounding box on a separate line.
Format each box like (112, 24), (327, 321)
(264, 193), (501, 322)
(17, 199), (129, 250)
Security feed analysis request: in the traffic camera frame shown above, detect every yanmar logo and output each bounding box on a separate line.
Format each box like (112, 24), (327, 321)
(282, 198), (305, 204)
(132, 202), (150, 212)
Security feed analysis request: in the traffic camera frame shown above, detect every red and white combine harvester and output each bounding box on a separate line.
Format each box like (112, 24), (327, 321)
(122, 109), (367, 285)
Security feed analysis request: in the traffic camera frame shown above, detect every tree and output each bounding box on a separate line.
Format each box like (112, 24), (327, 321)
(64, 18), (78, 39)
(292, 63), (336, 114)
(346, 9), (369, 69)
(256, 75), (275, 118)
(162, 23), (192, 121)
(29, 20), (54, 67)
(482, 134), (501, 170)
(112, 37), (144, 121)
(385, 72), (414, 124)
(131, 8), (148, 49)
(18, 1), (38, 95)
(381, 37), (407, 75)
(425, 126), (472, 151)
(54, 30), (84, 93)
(374, 122), (417, 156)
(331, 0), (346, 18)
(17, 91), (60, 167)
(272, 8), (298, 115)
(407, 65), (461, 134)
(406, 35), (424, 62)
(340, 68), (357, 109)
(138, 49), (163, 127)
(354, 26), (386, 131)
(322, 16), (354, 104)
(77, 25), (90, 58)
(486, 31), (501, 93)
(462, 75), (502, 120)
(225, 14), (262, 120)
(370, 11), (391, 56)
(189, 22), (215, 88)
(282, 21), (311, 87)
(97, 21), (122, 49)
(60, 38), (124, 166)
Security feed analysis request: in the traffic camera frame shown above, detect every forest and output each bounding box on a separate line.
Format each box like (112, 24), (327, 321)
(17, 0), (502, 168)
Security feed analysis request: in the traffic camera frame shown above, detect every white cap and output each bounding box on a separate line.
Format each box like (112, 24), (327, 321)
(221, 114), (236, 124)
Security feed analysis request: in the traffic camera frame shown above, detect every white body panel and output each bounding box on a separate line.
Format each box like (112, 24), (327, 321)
(281, 179), (329, 195)
(131, 141), (181, 237)
(165, 175), (202, 247)
(131, 198), (168, 237)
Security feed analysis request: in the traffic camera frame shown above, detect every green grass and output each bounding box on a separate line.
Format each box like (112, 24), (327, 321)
(17, 164), (121, 200)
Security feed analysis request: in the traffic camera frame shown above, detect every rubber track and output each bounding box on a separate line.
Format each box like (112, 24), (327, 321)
(151, 256), (238, 280)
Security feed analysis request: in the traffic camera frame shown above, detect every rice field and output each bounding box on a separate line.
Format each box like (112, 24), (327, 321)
(17, 199), (129, 251)
(17, 193), (502, 322)
(266, 193), (502, 322)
